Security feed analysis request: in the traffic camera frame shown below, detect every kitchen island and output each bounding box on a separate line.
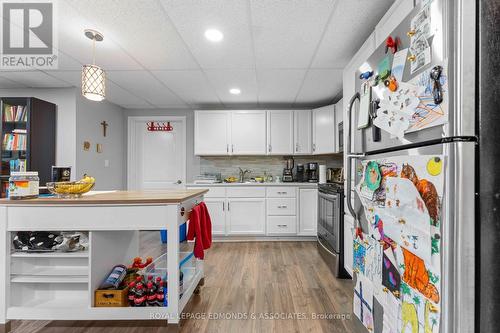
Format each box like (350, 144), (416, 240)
(0, 189), (208, 333)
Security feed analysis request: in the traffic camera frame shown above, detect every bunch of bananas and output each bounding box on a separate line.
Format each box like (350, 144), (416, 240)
(53, 174), (96, 195)
(224, 176), (238, 183)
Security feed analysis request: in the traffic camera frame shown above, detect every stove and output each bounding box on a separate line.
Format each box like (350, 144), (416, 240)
(318, 182), (344, 194)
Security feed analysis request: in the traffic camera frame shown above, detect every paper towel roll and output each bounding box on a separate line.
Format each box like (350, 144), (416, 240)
(319, 164), (327, 184)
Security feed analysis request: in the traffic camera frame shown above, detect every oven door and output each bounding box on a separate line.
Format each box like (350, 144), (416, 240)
(317, 191), (340, 253)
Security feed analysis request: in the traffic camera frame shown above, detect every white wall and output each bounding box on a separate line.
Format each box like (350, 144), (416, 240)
(123, 108), (200, 187)
(76, 95), (126, 190)
(0, 87), (77, 171)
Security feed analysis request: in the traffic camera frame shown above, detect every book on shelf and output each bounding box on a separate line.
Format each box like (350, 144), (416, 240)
(2, 104), (28, 122)
(2, 133), (26, 151)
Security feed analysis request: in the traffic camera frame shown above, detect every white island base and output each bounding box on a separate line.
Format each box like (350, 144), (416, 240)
(0, 190), (208, 332)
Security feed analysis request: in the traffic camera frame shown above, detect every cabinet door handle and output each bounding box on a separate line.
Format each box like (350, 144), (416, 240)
(231, 144), (234, 153)
(269, 144), (272, 152)
(278, 205), (288, 209)
(223, 202), (225, 211)
(226, 144), (229, 153)
(277, 191), (287, 195)
(227, 202), (230, 211)
(312, 143), (316, 152)
(295, 143), (299, 152)
(278, 224), (287, 227)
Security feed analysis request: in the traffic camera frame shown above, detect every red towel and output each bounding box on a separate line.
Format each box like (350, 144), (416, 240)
(187, 202), (212, 259)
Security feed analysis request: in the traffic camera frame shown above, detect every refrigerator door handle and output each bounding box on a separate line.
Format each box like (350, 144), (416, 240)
(346, 92), (361, 224)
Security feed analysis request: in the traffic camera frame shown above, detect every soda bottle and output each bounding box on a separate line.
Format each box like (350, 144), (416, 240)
(127, 281), (136, 307)
(156, 279), (165, 307)
(133, 284), (146, 307)
(135, 275), (144, 289)
(146, 281), (157, 307)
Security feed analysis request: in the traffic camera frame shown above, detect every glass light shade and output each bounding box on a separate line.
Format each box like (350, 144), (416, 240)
(82, 64), (106, 101)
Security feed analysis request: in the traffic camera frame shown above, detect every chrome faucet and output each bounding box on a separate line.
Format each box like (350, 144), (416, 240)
(238, 168), (251, 183)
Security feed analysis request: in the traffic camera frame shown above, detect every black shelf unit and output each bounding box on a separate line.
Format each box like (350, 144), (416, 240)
(0, 97), (56, 197)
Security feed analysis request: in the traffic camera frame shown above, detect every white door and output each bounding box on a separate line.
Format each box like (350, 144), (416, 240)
(128, 117), (186, 190)
(227, 198), (266, 235)
(205, 198), (226, 235)
(298, 188), (318, 235)
(267, 110), (293, 155)
(294, 110), (312, 155)
(194, 111), (230, 155)
(312, 105), (335, 154)
(230, 111), (266, 155)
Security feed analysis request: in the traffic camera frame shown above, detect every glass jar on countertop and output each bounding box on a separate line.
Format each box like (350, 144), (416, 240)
(8, 171), (39, 200)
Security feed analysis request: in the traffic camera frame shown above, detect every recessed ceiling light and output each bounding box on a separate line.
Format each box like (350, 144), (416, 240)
(229, 88), (241, 95)
(204, 29), (223, 42)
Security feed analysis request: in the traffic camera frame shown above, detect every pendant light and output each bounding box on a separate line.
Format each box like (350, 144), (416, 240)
(82, 29), (106, 102)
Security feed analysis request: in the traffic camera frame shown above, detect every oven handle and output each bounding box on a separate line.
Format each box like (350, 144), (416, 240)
(346, 92), (364, 226)
(317, 236), (337, 256)
(318, 191), (338, 201)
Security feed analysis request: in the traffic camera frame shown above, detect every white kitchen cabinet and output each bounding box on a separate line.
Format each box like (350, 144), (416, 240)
(343, 214), (355, 276)
(227, 198), (266, 235)
(267, 110), (294, 155)
(298, 188), (318, 235)
(204, 198), (226, 236)
(335, 98), (344, 153)
(293, 110), (312, 155)
(231, 111), (267, 155)
(194, 110), (231, 155)
(312, 104), (336, 154)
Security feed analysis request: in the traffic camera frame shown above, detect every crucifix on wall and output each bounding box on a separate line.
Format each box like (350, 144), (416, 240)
(100, 121), (108, 137)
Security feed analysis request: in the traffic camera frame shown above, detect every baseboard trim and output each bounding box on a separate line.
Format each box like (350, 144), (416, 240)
(212, 236), (317, 242)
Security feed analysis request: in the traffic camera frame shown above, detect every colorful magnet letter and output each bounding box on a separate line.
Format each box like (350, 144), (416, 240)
(384, 76), (398, 92)
(430, 65), (444, 105)
(359, 71), (374, 80)
(385, 36), (399, 54)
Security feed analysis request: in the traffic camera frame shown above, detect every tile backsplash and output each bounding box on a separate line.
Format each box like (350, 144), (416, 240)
(199, 155), (343, 179)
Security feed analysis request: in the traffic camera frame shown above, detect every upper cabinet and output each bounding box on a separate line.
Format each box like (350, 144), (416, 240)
(335, 98), (344, 153)
(312, 104), (336, 154)
(267, 110), (294, 155)
(194, 110), (231, 155)
(230, 110), (267, 155)
(293, 110), (312, 155)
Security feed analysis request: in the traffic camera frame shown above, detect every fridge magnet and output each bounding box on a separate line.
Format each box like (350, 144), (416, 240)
(377, 55), (392, 80)
(83, 141), (90, 151)
(354, 275), (374, 331)
(402, 248), (440, 304)
(426, 157), (443, 176)
(382, 249), (401, 298)
(407, 62), (448, 132)
(96, 143), (103, 153)
(391, 48), (408, 82)
(401, 282), (440, 333)
(353, 238), (367, 274)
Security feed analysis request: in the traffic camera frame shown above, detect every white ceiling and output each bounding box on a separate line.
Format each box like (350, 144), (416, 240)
(0, 0), (394, 109)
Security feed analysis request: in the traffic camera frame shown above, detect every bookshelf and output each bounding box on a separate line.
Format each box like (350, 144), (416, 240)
(0, 98), (56, 197)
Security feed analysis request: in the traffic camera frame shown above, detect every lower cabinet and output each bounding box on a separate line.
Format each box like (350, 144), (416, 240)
(267, 216), (297, 235)
(204, 198), (226, 235)
(298, 188), (318, 235)
(227, 198), (266, 235)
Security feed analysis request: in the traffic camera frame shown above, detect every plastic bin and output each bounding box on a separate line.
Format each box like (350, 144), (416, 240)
(160, 222), (187, 244)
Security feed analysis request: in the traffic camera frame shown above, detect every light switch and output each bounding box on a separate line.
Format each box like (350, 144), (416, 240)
(104, 159), (110, 167)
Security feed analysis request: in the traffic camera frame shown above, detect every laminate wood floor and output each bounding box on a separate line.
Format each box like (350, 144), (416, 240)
(10, 232), (365, 333)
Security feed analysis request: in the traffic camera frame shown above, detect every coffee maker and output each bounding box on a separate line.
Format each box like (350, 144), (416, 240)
(294, 164), (305, 182)
(282, 157), (294, 182)
(307, 162), (319, 182)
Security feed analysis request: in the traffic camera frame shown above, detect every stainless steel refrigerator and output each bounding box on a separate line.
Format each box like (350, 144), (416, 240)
(344, 0), (476, 332)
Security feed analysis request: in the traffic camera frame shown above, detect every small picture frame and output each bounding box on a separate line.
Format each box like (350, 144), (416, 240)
(96, 143), (102, 153)
(83, 141), (90, 151)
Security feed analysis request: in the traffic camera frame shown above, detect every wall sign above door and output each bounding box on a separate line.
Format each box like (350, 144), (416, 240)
(147, 121), (173, 132)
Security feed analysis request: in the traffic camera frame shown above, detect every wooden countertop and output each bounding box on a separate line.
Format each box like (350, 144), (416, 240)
(0, 189), (208, 205)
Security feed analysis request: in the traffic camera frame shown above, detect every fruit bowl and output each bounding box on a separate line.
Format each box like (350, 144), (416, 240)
(46, 179), (95, 198)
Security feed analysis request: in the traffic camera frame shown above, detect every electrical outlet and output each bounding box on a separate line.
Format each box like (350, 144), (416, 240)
(104, 159), (109, 167)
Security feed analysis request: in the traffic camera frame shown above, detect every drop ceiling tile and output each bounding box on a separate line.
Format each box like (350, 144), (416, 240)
(0, 71), (72, 88)
(122, 104), (157, 109)
(256, 69), (306, 104)
(151, 70), (220, 105)
(107, 71), (187, 107)
(250, 0), (334, 69)
(295, 69), (343, 105)
(56, 1), (142, 70)
(311, 0), (394, 68)
(43, 70), (81, 86)
(204, 69), (258, 104)
(160, 0), (254, 69)
(0, 76), (27, 88)
(65, 0), (199, 70)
